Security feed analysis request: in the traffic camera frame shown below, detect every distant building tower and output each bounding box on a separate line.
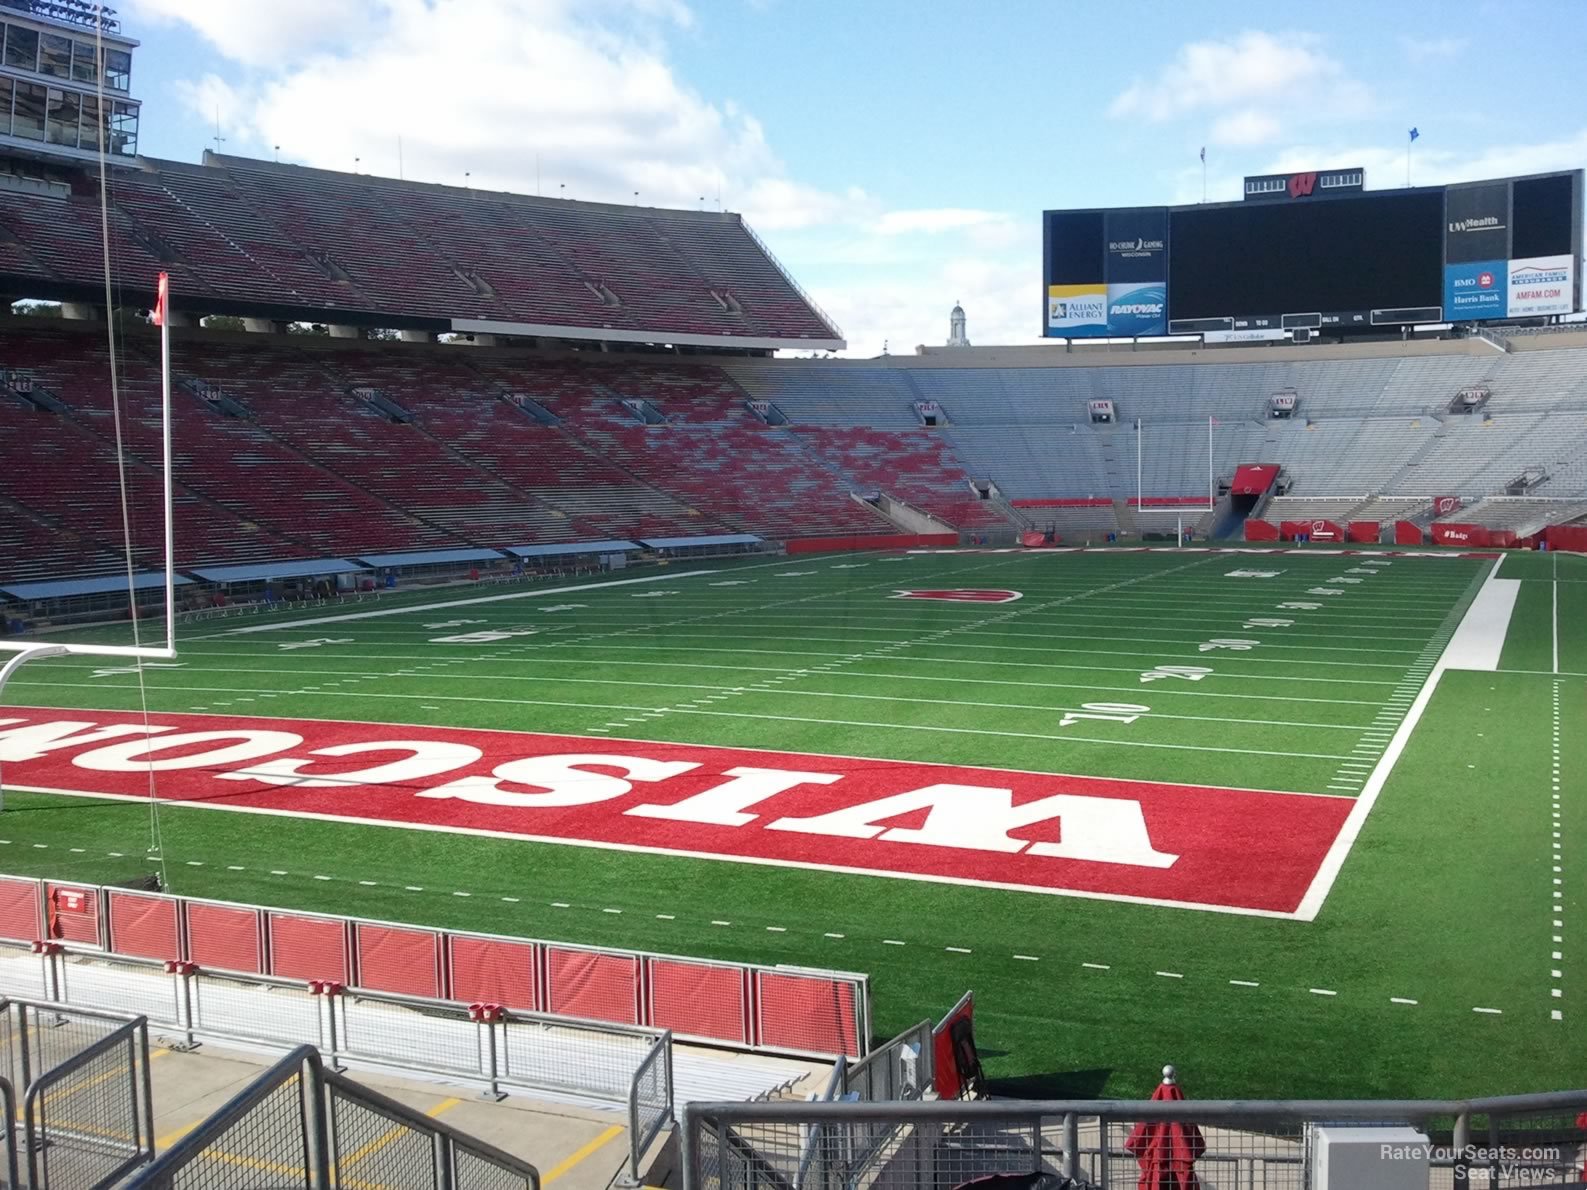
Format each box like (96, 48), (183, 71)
(947, 301), (970, 347)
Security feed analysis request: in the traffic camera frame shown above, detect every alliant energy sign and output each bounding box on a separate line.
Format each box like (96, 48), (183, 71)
(0, 709), (1356, 917)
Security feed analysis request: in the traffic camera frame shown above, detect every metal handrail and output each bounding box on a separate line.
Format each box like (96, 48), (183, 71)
(22, 1011), (154, 1189)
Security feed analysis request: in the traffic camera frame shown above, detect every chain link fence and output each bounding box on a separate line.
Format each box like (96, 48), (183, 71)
(21, 1009), (154, 1189)
(124, 1046), (539, 1190)
(682, 1094), (1587, 1190)
(628, 1029), (675, 1183)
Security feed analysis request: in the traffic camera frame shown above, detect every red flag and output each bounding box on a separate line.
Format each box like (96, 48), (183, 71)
(151, 272), (169, 327)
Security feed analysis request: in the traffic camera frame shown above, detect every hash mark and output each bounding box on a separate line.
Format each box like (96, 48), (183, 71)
(1083, 962), (1110, 970)
(1155, 971), (1184, 979)
(824, 932), (845, 939)
(945, 946), (972, 954)
(1013, 954), (1040, 962)
(1229, 980), (1259, 988)
(1472, 1007), (1503, 1015)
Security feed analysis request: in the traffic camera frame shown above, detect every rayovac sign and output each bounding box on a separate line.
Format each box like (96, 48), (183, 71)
(1443, 259), (1506, 321)
(1507, 255), (1574, 317)
(1106, 283), (1167, 337)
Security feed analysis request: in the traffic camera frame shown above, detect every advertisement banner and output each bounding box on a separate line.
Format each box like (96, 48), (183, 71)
(1048, 283), (1107, 336)
(1445, 182), (1510, 264)
(1443, 259), (1505, 321)
(1105, 283), (1167, 337)
(1105, 208), (1169, 284)
(1507, 255), (1574, 317)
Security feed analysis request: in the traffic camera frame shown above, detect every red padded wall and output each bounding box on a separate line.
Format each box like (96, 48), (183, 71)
(185, 902), (263, 973)
(448, 936), (537, 1011)
(544, 947), (639, 1024)
(353, 923), (441, 997)
(647, 958), (749, 1044)
(267, 912), (349, 983)
(107, 892), (181, 960)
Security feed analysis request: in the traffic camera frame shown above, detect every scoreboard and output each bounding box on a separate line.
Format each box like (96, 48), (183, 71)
(1042, 169), (1583, 339)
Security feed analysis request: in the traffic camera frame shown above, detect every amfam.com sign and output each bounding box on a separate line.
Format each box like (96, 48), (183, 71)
(1507, 254), (1574, 316)
(0, 709), (1352, 916)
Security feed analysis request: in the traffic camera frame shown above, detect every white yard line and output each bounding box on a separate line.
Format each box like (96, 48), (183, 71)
(213, 570), (716, 634)
(1295, 560), (1506, 922)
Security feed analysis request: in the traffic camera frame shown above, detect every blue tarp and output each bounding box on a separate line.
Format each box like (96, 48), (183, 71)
(356, 548), (504, 568)
(505, 540), (640, 558)
(1, 571), (194, 601)
(639, 534), (762, 549)
(189, 558), (365, 584)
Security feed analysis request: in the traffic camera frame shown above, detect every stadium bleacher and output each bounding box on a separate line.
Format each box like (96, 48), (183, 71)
(0, 154), (844, 345)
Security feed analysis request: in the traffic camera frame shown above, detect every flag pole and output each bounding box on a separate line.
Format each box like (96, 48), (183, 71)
(158, 272), (175, 653)
(1136, 417), (1143, 521)
(1207, 415), (1215, 512)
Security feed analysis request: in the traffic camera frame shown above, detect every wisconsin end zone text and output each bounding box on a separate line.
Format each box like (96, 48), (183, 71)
(0, 709), (1354, 917)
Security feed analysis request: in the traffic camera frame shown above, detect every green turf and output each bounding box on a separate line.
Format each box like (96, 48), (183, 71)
(2, 546), (1581, 1099)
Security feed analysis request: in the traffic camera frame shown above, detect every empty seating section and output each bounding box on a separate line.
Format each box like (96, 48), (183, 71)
(0, 334), (317, 572)
(11, 325), (1587, 586)
(1445, 497), (1587, 535)
(722, 364), (926, 428)
(726, 348), (1587, 506)
(180, 341), (564, 546)
(582, 421), (890, 538)
(334, 351), (721, 539)
(789, 428), (1007, 529)
(1264, 496), (1374, 524)
(0, 159), (840, 342)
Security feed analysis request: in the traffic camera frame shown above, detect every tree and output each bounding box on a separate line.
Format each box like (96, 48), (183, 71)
(203, 315), (247, 332)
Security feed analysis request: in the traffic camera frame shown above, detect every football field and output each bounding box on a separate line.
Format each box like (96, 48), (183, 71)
(1, 545), (1582, 1099)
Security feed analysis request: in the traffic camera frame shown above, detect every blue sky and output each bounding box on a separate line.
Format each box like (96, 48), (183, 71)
(123, 0), (1587, 353)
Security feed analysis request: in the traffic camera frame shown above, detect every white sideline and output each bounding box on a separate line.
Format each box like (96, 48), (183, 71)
(1293, 557), (1510, 922)
(215, 570), (713, 635)
(1440, 578), (1521, 672)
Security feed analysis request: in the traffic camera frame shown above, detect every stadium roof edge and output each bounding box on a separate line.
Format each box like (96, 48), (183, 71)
(450, 317), (844, 354)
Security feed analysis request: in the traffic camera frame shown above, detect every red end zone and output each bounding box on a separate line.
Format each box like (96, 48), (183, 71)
(0, 708), (1353, 917)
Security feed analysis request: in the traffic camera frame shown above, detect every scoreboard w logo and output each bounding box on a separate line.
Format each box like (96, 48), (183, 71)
(891, 589), (1024, 603)
(1288, 172), (1317, 198)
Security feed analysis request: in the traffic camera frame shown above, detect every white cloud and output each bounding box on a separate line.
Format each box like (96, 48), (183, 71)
(126, 0), (373, 67)
(1111, 32), (1354, 120)
(137, 0), (1037, 358)
(1111, 31), (1371, 148)
(1260, 127), (1587, 189)
(1209, 110), (1283, 148)
(872, 208), (1007, 236)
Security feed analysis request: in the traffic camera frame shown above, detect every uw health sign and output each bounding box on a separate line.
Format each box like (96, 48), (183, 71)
(0, 709), (1353, 917)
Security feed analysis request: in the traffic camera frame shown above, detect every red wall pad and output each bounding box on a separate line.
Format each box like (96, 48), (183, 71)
(267, 912), (349, 984)
(545, 947), (640, 1024)
(354, 923), (442, 998)
(647, 958), (749, 1044)
(1346, 521), (1381, 543)
(185, 903), (263, 973)
(0, 877), (41, 942)
(45, 883), (99, 946)
(1395, 521), (1425, 545)
(108, 892), (180, 960)
(448, 936), (538, 1011)
(755, 971), (861, 1057)
(1431, 523), (1490, 547)
(786, 533), (956, 554)
(1243, 519), (1279, 542)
